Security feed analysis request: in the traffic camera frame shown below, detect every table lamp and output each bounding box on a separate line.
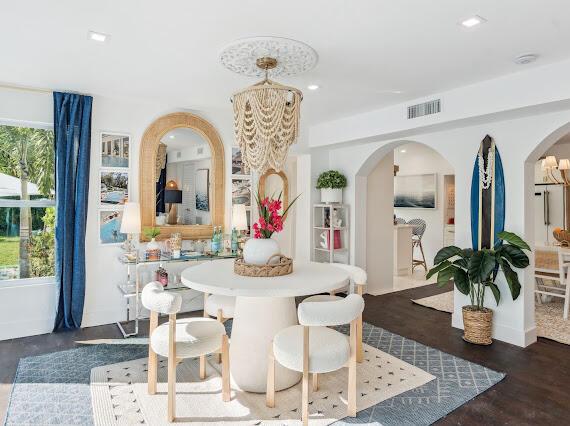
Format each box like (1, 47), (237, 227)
(165, 180), (183, 225)
(120, 202), (141, 255)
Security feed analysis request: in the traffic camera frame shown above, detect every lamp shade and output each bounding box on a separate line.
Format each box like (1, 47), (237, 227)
(120, 202), (141, 234)
(559, 159), (570, 170)
(165, 189), (182, 204)
(232, 204), (248, 231)
(544, 155), (558, 169)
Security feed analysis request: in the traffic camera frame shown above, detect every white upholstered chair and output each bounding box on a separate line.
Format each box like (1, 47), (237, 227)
(203, 293), (235, 362)
(301, 263), (367, 362)
(266, 294), (365, 426)
(141, 282), (230, 422)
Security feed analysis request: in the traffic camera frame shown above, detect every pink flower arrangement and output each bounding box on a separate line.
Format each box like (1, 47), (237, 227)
(252, 191), (299, 239)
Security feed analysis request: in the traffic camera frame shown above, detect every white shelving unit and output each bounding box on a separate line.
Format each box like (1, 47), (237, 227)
(312, 204), (349, 264)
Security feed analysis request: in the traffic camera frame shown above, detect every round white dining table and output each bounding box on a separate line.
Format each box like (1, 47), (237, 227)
(181, 258), (350, 393)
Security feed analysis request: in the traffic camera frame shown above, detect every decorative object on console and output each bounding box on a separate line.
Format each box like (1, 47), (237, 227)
(164, 180), (182, 225)
(242, 191), (299, 265)
(394, 173), (436, 208)
(222, 37), (317, 173)
(143, 227), (161, 260)
(155, 266), (168, 286)
(120, 202), (140, 254)
(232, 204), (249, 254)
(470, 135), (505, 250)
(316, 170), (347, 204)
(168, 232), (182, 258)
(427, 231), (530, 345)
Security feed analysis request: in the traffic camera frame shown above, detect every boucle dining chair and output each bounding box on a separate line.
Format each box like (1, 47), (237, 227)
(203, 293), (236, 362)
(141, 282), (230, 422)
(266, 294), (365, 425)
(301, 263), (367, 363)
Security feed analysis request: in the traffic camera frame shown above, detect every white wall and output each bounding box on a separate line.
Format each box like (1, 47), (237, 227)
(0, 87), (239, 339)
(366, 152), (394, 294)
(393, 142), (454, 267)
(322, 110), (570, 347)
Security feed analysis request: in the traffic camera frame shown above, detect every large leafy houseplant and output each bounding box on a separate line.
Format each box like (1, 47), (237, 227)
(428, 231), (530, 308)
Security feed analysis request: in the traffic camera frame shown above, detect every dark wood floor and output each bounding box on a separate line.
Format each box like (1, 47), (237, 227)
(1, 283), (569, 425)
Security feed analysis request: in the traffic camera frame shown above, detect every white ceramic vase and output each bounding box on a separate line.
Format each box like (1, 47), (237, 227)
(243, 238), (280, 265)
(147, 238), (160, 251)
(321, 188), (342, 203)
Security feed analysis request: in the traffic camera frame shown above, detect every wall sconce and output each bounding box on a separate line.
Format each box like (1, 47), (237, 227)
(559, 158), (570, 185)
(542, 155), (561, 184)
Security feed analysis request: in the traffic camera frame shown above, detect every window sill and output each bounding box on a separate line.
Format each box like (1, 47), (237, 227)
(0, 276), (56, 290)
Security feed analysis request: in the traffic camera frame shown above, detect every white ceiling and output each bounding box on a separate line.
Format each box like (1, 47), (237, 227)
(3, 1), (570, 125)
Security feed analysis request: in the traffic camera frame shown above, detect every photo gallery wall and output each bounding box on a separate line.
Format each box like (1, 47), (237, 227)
(99, 132), (130, 245)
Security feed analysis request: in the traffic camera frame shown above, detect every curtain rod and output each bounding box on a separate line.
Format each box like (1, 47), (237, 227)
(0, 83), (52, 94)
(0, 83), (90, 97)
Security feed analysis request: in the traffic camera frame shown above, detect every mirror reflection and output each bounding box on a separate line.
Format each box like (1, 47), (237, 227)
(155, 128), (212, 226)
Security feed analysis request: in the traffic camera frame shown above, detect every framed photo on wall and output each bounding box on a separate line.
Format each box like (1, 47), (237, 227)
(232, 146), (250, 175)
(101, 132), (130, 168)
(100, 171), (129, 206)
(232, 177), (251, 207)
(98, 209), (126, 245)
(394, 173), (437, 209)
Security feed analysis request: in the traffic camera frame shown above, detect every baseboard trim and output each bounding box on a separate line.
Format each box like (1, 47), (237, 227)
(0, 316), (55, 341)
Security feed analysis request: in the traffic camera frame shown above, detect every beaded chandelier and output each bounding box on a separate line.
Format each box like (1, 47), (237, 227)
(232, 57), (302, 174)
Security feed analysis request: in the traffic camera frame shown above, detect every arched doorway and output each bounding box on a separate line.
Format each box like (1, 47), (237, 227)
(524, 121), (570, 339)
(354, 140), (456, 294)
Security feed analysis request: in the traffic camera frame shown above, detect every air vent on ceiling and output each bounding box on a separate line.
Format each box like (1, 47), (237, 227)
(407, 99), (441, 119)
(197, 147), (204, 155)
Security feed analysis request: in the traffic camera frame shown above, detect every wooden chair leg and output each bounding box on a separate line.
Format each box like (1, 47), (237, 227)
(221, 334), (230, 402)
(167, 314), (177, 423)
(266, 344), (275, 408)
(312, 373), (318, 392)
(217, 309), (223, 363)
(148, 311), (158, 395)
(203, 293), (209, 317)
(302, 326), (309, 426)
(356, 284), (364, 363)
(419, 240), (427, 271)
(347, 319), (357, 417)
(199, 355), (206, 380)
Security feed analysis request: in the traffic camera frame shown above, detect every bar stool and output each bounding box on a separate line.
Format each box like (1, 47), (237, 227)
(408, 218), (427, 272)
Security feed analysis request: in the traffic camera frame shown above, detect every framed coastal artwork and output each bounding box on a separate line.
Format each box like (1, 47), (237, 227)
(100, 171), (129, 206)
(231, 147), (250, 175)
(394, 173), (437, 209)
(101, 133), (130, 168)
(232, 178), (251, 207)
(99, 210), (126, 245)
(195, 168), (210, 211)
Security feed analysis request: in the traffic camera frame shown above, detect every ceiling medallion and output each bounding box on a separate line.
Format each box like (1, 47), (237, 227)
(221, 37), (318, 174)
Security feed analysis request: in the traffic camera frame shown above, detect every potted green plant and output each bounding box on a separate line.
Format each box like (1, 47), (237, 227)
(427, 231), (530, 345)
(143, 227), (161, 251)
(316, 170), (347, 204)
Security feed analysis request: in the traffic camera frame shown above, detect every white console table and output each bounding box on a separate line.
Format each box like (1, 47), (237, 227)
(116, 252), (236, 338)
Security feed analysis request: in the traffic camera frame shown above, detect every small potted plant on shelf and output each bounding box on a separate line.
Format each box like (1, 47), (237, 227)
(143, 227), (161, 260)
(427, 231), (530, 345)
(316, 170), (347, 204)
(243, 191), (299, 265)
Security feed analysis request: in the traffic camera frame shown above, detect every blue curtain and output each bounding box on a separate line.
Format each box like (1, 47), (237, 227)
(53, 92), (93, 331)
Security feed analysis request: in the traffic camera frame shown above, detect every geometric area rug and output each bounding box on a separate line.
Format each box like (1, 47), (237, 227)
(4, 322), (505, 426)
(91, 344), (434, 425)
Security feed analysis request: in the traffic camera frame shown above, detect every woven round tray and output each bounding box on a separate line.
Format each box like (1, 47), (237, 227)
(234, 254), (293, 277)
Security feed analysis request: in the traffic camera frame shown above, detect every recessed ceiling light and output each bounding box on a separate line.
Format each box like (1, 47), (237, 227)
(400, 149), (407, 154)
(88, 30), (108, 42)
(169, 135), (175, 139)
(460, 15), (486, 28)
(307, 84), (319, 91)
(514, 53), (538, 65)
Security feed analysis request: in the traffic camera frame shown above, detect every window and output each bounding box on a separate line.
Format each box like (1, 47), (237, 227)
(0, 124), (55, 281)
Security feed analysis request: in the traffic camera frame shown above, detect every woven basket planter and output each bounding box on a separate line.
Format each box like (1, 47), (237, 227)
(234, 255), (293, 277)
(462, 306), (493, 345)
